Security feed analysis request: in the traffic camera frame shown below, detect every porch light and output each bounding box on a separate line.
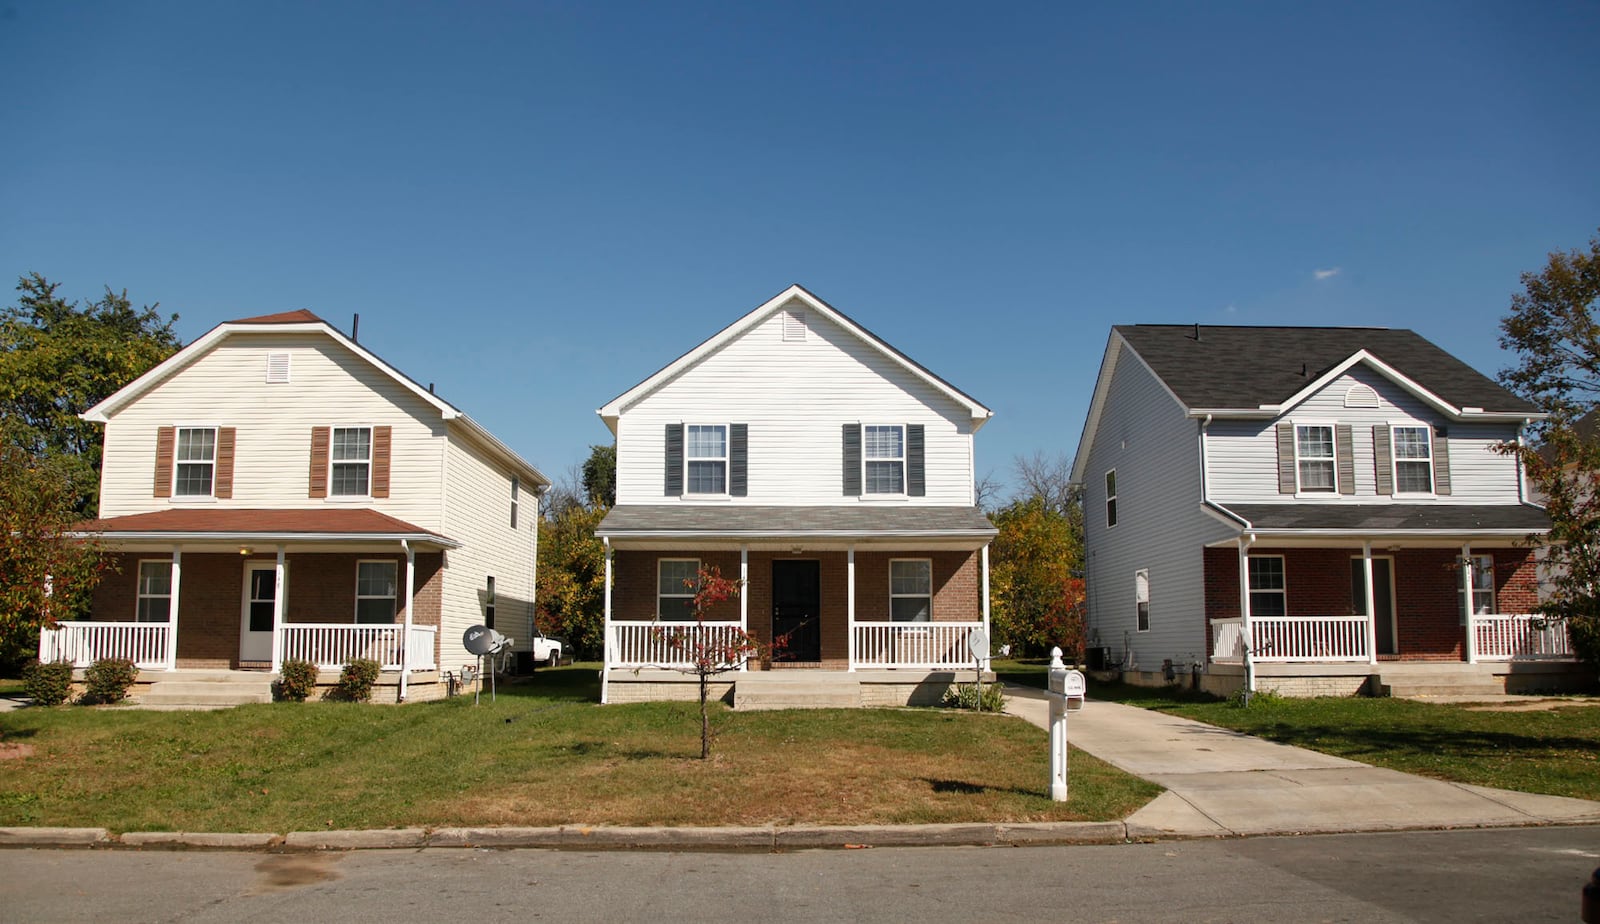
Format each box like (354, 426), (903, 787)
(790, 546), (803, 556)
(239, 547), (252, 556)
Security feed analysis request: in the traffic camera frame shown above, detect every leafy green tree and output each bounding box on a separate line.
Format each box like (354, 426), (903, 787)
(582, 443), (617, 509)
(0, 273), (180, 514)
(536, 502), (608, 659)
(1498, 229), (1600, 668)
(988, 497), (1085, 658)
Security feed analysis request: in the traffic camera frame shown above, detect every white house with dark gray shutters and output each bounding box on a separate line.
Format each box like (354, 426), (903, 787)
(1073, 324), (1582, 698)
(594, 284), (997, 707)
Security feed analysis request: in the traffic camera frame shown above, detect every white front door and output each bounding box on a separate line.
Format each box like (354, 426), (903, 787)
(240, 563), (280, 663)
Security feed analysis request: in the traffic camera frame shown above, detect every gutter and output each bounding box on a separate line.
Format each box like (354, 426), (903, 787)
(67, 530), (462, 548)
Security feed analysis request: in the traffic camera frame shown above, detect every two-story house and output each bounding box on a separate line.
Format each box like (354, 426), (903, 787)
(1073, 324), (1581, 698)
(40, 310), (549, 704)
(594, 285), (997, 707)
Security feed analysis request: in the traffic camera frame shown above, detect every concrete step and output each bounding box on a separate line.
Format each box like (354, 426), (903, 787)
(734, 679), (862, 711)
(136, 690), (274, 706)
(1376, 669), (1505, 698)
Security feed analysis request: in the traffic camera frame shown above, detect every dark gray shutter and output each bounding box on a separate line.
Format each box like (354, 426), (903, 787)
(1336, 424), (1354, 495)
(729, 424), (748, 497)
(1275, 423), (1296, 494)
(1373, 425), (1393, 495)
(1432, 431), (1451, 495)
(842, 424), (861, 496)
(664, 424), (683, 496)
(906, 424), (925, 497)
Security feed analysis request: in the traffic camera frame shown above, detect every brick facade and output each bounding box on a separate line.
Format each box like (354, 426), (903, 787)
(1202, 545), (1539, 662)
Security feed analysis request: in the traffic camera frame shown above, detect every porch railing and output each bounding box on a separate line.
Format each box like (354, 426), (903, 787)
(1210, 617), (1244, 664)
(852, 621), (985, 670)
(280, 624), (440, 671)
(1470, 614), (1574, 662)
(1229, 615), (1372, 663)
(407, 625), (438, 671)
(38, 622), (170, 669)
(608, 621), (748, 670)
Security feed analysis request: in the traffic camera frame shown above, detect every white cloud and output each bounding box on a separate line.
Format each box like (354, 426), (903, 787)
(1224, 304), (1237, 313)
(1313, 267), (1342, 281)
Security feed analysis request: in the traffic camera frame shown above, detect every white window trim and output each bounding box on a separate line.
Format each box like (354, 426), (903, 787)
(1389, 421), (1436, 497)
(172, 424), (220, 501)
(327, 424), (375, 501)
(1292, 420), (1339, 496)
(135, 559), (174, 622)
(682, 423), (730, 497)
(1134, 568), (1150, 632)
(354, 559), (399, 624)
(1247, 555), (1288, 618)
(1105, 469), (1118, 528)
(889, 558), (933, 623)
(1459, 554), (1496, 619)
(862, 423), (908, 498)
(657, 558), (700, 622)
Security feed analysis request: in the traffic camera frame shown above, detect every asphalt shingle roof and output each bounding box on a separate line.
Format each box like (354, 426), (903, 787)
(76, 508), (454, 541)
(1216, 503), (1551, 532)
(596, 505), (997, 537)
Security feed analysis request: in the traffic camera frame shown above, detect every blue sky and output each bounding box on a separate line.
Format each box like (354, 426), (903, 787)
(4, 1), (1597, 498)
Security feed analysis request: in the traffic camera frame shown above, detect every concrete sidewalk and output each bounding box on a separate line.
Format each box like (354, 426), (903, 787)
(1003, 684), (1600, 838)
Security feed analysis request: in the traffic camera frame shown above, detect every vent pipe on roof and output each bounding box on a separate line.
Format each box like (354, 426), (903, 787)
(351, 313), (360, 343)
(1190, 323), (1201, 341)
(428, 383), (435, 394)
(1300, 362), (1308, 377)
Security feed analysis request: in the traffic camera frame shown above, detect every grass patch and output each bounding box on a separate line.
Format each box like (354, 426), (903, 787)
(0, 677), (23, 696)
(0, 664), (1158, 832)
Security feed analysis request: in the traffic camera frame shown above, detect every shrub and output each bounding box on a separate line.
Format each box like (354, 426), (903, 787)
(22, 660), (74, 706)
(274, 658), (319, 702)
(330, 658), (380, 702)
(1228, 686), (1286, 708)
(941, 682), (1006, 711)
(82, 658), (138, 704)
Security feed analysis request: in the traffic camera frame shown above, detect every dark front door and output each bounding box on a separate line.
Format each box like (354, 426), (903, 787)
(772, 560), (821, 662)
(1351, 557), (1397, 656)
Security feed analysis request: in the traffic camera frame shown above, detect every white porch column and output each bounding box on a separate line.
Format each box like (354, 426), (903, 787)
(1462, 543), (1478, 664)
(980, 544), (991, 668)
(400, 540), (415, 701)
(601, 537), (613, 704)
(167, 547), (183, 671)
(1237, 536), (1255, 694)
(846, 545), (857, 672)
(739, 544), (749, 673)
(1362, 541), (1377, 665)
(270, 545), (286, 672)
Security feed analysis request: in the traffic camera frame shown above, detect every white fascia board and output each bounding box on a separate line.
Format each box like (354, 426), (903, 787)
(596, 528), (998, 542)
(1269, 350), (1458, 418)
(449, 413), (552, 489)
(1069, 330), (1125, 484)
(68, 529), (463, 549)
(596, 284), (993, 427)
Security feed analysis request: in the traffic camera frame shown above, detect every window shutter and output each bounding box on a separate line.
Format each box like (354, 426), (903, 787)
(664, 424), (683, 496)
(153, 427), (175, 498)
(906, 424), (926, 497)
(1432, 431), (1452, 496)
(1373, 425), (1392, 495)
(309, 426), (330, 498)
(729, 424), (748, 497)
(371, 426), (392, 498)
(842, 424), (862, 496)
(214, 427), (237, 499)
(1275, 424), (1296, 494)
(1335, 424), (1354, 495)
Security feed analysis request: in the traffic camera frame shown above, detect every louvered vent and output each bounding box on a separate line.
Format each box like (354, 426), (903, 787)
(783, 309), (807, 342)
(1344, 384), (1378, 408)
(266, 352), (291, 384)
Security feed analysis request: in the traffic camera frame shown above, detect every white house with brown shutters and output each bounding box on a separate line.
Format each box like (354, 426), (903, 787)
(40, 310), (549, 704)
(594, 285), (997, 707)
(1073, 324), (1581, 698)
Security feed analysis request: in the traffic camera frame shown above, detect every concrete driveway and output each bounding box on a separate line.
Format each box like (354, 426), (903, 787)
(1003, 684), (1600, 837)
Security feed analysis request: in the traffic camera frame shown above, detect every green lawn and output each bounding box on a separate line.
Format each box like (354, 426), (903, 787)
(997, 663), (1600, 802)
(0, 664), (1159, 833)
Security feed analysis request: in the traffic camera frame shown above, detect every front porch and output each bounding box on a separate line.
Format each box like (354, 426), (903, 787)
(40, 621), (441, 674)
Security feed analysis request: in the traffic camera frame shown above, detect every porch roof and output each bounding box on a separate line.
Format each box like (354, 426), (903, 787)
(72, 508), (460, 549)
(596, 504), (997, 547)
(1209, 501), (1550, 536)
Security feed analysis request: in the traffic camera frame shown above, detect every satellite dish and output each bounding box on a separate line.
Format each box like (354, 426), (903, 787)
(967, 629), (990, 661)
(463, 625), (498, 656)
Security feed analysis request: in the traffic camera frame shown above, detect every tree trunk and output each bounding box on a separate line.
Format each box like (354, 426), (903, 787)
(699, 670), (710, 759)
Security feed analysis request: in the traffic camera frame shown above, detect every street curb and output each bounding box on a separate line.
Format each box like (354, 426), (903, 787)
(0, 827), (109, 847)
(121, 832), (281, 849)
(283, 828), (429, 850)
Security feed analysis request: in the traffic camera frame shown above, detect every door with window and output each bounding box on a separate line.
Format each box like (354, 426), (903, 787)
(1350, 557), (1397, 656)
(772, 560), (821, 662)
(240, 563), (280, 663)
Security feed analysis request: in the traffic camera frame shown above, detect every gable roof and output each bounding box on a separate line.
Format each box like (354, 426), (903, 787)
(82, 311), (550, 488)
(596, 284), (992, 432)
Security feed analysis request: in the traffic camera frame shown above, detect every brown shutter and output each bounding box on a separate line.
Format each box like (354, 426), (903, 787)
(1275, 424), (1296, 494)
(1373, 425), (1393, 495)
(1432, 431), (1451, 495)
(309, 426), (330, 498)
(153, 427), (175, 497)
(214, 427), (237, 499)
(1335, 424), (1355, 495)
(371, 426), (392, 498)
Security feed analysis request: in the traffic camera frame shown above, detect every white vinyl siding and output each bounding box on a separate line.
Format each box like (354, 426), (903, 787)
(614, 303), (977, 506)
(439, 434), (539, 667)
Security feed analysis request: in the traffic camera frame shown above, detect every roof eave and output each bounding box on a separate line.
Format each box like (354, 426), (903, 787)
(68, 529), (463, 549)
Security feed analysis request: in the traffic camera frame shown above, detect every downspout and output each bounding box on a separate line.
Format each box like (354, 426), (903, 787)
(400, 539), (415, 702)
(601, 536), (613, 704)
(1197, 415), (1214, 507)
(1516, 418), (1531, 505)
(1238, 533), (1257, 695)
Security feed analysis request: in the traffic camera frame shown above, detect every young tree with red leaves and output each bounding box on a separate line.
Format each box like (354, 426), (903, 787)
(651, 565), (761, 759)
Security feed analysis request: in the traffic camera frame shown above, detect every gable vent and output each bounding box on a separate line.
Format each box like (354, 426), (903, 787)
(1344, 384), (1379, 408)
(783, 309), (807, 342)
(266, 352), (291, 384)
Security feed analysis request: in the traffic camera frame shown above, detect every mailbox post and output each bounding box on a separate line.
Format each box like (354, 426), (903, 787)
(1046, 646), (1086, 802)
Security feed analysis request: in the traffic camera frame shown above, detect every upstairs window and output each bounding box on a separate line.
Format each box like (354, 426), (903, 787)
(864, 425), (905, 494)
(685, 424), (728, 494)
(174, 427), (217, 496)
(658, 558), (699, 621)
(331, 427), (372, 496)
(1248, 556), (1287, 617)
(356, 561), (398, 624)
(1105, 470), (1118, 527)
(1295, 425), (1336, 493)
(889, 559), (932, 622)
(1391, 425), (1434, 494)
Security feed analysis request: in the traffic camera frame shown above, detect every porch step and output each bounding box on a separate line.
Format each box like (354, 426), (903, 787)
(137, 678), (276, 707)
(1375, 665), (1505, 699)
(733, 676), (862, 711)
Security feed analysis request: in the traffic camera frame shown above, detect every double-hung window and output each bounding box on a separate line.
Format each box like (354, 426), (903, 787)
(331, 427), (372, 496)
(864, 425), (905, 494)
(355, 561), (398, 624)
(658, 559), (699, 621)
(174, 427), (217, 497)
(136, 561), (173, 622)
(1391, 425), (1434, 494)
(1295, 425), (1336, 493)
(1248, 556), (1287, 618)
(685, 425), (728, 494)
(889, 559), (932, 622)
(1134, 569), (1150, 631)
(1458, 554), (1495, 619)
(1105, 470), (1118, 527)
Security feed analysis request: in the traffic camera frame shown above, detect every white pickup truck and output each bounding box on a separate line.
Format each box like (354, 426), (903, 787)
(526, 630), (563, 668)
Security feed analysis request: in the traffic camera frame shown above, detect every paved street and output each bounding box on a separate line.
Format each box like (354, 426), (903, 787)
(4, 826), (1596, 923)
